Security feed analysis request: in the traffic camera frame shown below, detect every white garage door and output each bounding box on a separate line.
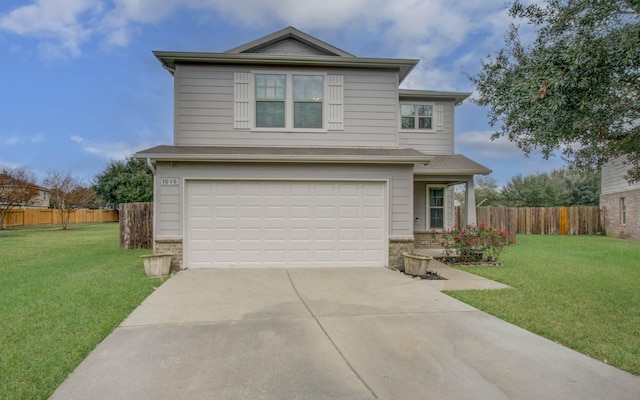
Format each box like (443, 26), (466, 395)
(186, 180), (387, 268)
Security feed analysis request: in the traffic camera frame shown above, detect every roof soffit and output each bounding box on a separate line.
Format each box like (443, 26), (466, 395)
(153, 27), (418, 82)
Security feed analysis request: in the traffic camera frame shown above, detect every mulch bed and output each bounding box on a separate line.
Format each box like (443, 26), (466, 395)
(405, 271), (446, 280)
(435, 257), (502, 267)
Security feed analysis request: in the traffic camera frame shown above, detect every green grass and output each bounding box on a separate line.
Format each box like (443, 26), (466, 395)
(446, 234), (640, 375)
(0, 223), (163, 400)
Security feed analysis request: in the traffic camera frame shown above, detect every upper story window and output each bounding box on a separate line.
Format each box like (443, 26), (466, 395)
(255, 74), (286, 127)
(293, 75), (323, 128)
(254, 73), (324, 130)
(401, 104), (432, 129)
(235, 72), (342, 131)
(399, 102), (444, 132)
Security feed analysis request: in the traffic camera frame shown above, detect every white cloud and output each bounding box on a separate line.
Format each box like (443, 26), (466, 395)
(4, 133), (45, 146)
(0, 0), (101, 57)
(70, 135), (155, 160)
(69, 134), (84, 144)
(457, 130), (523, 159)
(1, 0), (515, 83)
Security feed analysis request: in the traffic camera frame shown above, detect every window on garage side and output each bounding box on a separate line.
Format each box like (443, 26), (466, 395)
(427, 186), (445, 230)
(255, 74), (286, 128)
(293, 75), (323, 128)
(620, 197), (627, 225)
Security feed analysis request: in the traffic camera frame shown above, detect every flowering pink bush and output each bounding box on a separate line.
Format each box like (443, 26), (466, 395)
(429, 223), (509, 263)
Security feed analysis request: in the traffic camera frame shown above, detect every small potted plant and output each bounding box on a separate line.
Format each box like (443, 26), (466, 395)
(140, 253), (173, 278)
(402, 252), (433, 276)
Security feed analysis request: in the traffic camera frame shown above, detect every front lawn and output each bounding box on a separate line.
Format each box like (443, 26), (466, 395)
(0, 223), (162, 400)
(447, 234), (640, 376)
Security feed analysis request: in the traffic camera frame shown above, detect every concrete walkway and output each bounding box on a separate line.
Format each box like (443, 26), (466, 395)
(49, 267), (640, 400)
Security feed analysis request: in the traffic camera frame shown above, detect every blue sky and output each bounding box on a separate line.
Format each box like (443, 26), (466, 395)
(0, 0), (565, 186)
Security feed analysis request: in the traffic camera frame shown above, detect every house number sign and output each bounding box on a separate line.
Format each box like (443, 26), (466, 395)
(160, 178), (179, 186)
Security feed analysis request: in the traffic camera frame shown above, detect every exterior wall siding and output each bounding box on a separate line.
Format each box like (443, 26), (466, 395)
(154, 162), (414, 239)
(174, 64), (400, 147)
(398, 100), (455, 154)
(601, 158), (640, 195)
(600, 158), (640, 241)
(412, 182), (455, 231)
(601, 188), (640, 241)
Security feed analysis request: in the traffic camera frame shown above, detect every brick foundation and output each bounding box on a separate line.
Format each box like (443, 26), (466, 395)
(388, 238), (415, 271)
(601, 189), (640, 241)
(154, 238), (184, 270)
(414, 231), (445, 249)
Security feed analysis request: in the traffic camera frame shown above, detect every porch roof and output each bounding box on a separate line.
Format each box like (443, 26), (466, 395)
(413, 154), (492, 175)
(134, 145), (433, 164)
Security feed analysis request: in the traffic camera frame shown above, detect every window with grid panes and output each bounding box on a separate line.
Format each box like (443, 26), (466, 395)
(401, 104), (433, 130)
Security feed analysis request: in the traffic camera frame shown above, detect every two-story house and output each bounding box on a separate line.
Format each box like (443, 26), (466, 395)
(601, 158), (640, 240)
(134, 27), (491, 269)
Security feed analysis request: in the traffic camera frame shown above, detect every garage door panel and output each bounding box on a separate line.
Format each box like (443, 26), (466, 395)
(186, 180), (386, 268)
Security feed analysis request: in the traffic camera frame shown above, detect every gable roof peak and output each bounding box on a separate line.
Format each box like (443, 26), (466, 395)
(226, 26), (355, 57)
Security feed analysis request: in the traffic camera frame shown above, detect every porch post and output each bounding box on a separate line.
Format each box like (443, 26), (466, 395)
(464, 178), (477, 226)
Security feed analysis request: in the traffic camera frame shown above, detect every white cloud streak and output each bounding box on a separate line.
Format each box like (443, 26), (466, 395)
(4, 133), (45, 146)
(69, 134), (154, 161)
(1, 0), (514, 90)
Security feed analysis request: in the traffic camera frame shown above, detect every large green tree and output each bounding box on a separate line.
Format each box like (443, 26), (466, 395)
(93, 157), (153, 208)
(471, 0), (640, 182)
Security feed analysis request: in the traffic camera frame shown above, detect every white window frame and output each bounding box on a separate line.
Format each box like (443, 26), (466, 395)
(426, 185), (448, 230)
(399, 102), (444, 132)
(620, 197), (627, 225)
(251, 70), (328, 132)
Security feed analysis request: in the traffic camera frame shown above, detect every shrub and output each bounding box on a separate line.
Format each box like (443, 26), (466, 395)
(429, 223), (510, 263)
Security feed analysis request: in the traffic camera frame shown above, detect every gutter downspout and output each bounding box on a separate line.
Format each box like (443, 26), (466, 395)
(145, 157), (157, 254)
(146, 158), (156, 175)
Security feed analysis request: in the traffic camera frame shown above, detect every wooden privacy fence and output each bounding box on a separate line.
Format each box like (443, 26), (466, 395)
(120, 202), (153, 249)
(456, 206), (603, 237)
(5, 208), (118, 228)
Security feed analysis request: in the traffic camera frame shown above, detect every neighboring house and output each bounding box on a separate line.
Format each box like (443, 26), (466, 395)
(601, 158), (640, 240)
(134, 27), (491, 269)
(0, 185), (49, 208)
(29, 187), (50, 208)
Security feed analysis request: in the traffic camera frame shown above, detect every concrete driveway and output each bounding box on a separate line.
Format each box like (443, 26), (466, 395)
(50, 266), (640, 400)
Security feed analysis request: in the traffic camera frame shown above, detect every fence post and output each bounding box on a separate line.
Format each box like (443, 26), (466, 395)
(119, 202), (153, 249)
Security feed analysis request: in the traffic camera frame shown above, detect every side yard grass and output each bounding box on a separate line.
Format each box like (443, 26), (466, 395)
(0, 223), (162, 400)
(446, 234), (640, 376)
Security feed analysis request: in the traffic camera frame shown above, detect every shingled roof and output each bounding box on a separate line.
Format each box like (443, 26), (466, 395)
(134, 145), (433, 164)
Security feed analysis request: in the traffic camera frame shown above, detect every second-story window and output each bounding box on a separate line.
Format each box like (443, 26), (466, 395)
(255, 74), (286, 128)
(293, 75), (323, 128)
(401, 104), (433, 129)
(254, 73), (324, 130)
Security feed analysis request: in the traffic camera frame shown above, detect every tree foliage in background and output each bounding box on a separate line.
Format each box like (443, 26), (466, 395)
(471, 0), (640, 182)
(43, 170), (95, 230)
(501, 168), (600, 207)
(473, 175), (503, 206)
(458, 169), (600, 208)
(93, 157), (153, 208)
(0, 167), (40, 230)
(501, 172), (571, 207)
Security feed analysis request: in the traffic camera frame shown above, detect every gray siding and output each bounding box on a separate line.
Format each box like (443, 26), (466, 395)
(412, 182), (455, 231)
(174, 64), (400, 147)
(601, 157), (640, 195)
(398, 100), (455, 155)
(154, 162), (414, 238)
